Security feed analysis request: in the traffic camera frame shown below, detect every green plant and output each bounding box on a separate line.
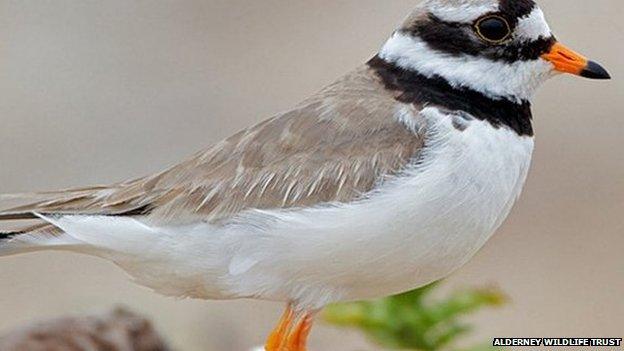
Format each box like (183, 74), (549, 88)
(323, 282), (506, 351)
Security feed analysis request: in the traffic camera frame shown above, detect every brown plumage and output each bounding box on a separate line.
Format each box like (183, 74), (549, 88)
(0, 65), (425, 236)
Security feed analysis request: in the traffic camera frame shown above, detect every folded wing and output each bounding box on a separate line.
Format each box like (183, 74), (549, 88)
(0, 66), (425, 240)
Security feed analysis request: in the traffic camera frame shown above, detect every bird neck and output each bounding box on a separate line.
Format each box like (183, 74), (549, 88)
(368, 55), (534, 137)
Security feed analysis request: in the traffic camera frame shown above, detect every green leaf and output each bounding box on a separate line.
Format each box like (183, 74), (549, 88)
(323, 282), (507, 351)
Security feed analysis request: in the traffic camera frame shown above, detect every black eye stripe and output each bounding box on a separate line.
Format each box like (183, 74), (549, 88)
(403, 14), (556, 63)
(404, 15), (484, 57)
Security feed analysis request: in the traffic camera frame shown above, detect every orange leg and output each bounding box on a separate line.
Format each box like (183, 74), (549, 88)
(265, 304), (295, 351)
(283, 313), (314, 351)
(265, 305), (316, 351)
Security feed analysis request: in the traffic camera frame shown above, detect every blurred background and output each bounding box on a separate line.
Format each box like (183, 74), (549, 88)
(0, 0), (622, 350)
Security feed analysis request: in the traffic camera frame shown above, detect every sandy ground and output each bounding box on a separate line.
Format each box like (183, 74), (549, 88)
(0, 1), (622, 350)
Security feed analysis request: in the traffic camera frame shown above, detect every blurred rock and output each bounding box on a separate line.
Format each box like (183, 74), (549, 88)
(0, 308), (171, 351)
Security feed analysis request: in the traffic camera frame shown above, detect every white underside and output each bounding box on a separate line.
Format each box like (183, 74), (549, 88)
(6, 107), (534, 309)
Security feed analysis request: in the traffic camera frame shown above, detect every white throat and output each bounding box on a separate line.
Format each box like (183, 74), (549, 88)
(379, 32), (553, 102)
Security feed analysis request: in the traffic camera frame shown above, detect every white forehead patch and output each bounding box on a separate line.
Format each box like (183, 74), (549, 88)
(427, 2), (499, 23)
(516, 7), (552, 40)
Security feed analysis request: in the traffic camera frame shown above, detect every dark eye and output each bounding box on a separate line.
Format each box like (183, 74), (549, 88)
(475, 15), (512, 43)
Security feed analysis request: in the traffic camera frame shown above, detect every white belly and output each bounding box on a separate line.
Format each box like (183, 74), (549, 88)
(219, 107), (534, 307)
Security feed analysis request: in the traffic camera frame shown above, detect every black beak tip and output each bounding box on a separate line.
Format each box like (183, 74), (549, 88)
(581, 61), (611, 80)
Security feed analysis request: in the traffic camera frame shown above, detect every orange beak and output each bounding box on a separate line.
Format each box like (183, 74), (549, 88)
(541, 42), (610, 79)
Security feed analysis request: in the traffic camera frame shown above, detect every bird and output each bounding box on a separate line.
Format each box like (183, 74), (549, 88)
(0, 0), (611, 350)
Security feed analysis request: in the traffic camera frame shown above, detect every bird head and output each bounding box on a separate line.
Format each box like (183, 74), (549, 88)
(378, 0), (610, 103)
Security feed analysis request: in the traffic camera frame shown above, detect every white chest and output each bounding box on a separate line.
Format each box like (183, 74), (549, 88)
(223, 107), (534, 307)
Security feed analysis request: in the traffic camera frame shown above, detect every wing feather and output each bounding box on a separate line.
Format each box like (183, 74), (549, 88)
(0, 66), (426, 233)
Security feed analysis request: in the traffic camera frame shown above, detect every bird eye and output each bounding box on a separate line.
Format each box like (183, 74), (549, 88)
(475, 15), (512, 43)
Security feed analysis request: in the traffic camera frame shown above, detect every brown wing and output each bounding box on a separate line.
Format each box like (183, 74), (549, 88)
(0, 66), (425, 232)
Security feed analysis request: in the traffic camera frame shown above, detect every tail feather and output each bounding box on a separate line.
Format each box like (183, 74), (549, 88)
(0, 191), (92, 255)
(0, 180), (152, 221)
(0, 182), (153, 256)
(0, 221), (73, 256)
